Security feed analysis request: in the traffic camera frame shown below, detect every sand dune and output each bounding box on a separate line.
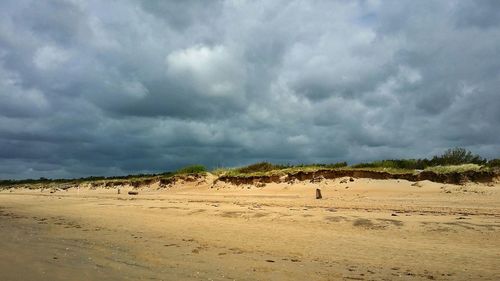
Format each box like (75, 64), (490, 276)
(0, 177), (499, 280)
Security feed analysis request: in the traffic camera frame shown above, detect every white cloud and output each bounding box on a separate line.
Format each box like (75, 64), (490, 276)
(166, 45), (245, 97)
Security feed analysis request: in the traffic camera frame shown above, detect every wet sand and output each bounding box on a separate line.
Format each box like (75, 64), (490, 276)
(0, 178), (499, 280)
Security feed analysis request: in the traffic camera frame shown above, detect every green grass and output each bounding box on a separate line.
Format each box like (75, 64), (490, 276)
(213, 162), (349, 177)
(212, 163), (493, 178)
(343, 166), (417, 174)
(423, 164), (486, 174)
(175, 165), (206, 174)
(211, 167), (237, 176)
(212, 164), (417, 178)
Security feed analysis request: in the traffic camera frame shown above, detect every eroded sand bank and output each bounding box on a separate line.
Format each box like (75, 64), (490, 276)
(1, 178), (499, 280)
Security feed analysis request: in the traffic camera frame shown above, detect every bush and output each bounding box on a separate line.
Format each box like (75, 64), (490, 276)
(175, 165), (206, 174)
(430, 147), (485, 166)
(487, 159), (500, 168)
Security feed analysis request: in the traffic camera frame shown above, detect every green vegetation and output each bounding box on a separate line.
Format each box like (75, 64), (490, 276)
(215, 148), (495, 177)
(294, 162), (348, 169)
(346, 166), (418, 175)
(236, 162), (288, 174)
(430, 147), (485, 166)
(353, 147), (488, 170)
(215, 161), (348, 177)
(233, 161), (347, 174)
(0, 165), (204, 188)
(175, 165), (207, 174)
(352, 159), (427, 170)
(486, 158), (500, 168)
(1, 148), (497, 187)
(423, 164), (484, 174)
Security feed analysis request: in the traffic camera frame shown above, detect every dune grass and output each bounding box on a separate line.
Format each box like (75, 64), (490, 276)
(423, 164), (485, 173)
(211, 162), (491, 178)
(175, 165), (206, 174)
(211, 163), (419, 178)
(212, 162), (350, 177)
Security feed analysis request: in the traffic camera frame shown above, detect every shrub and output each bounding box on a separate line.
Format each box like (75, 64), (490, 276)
(175, 165), (206, 174)
(430, 147), (485, 166)
(487, 159), (500, 168)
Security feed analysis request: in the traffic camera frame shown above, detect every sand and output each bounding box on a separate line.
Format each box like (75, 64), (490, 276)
(0, 177), (499, 280)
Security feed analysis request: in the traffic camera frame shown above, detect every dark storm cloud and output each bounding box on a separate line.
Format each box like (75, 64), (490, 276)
(454, 0), (500, 29)
(0, 0), (499, 179)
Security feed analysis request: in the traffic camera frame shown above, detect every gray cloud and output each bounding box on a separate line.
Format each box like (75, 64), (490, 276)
(0, 0), (499, 179)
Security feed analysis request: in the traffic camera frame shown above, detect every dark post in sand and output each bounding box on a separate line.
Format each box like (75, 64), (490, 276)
(316, 188), (322, 199)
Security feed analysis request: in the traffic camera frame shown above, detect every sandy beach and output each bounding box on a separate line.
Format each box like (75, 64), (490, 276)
(1, 177), (499, 281)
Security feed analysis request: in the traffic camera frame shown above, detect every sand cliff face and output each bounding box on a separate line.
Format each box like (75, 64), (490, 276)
(217, 169), (498, 186)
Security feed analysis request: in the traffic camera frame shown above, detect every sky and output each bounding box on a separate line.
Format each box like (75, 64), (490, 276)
(0, 0), (499, 179)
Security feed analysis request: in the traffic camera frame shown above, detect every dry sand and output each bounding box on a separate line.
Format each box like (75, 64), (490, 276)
(0, 177), (499, 280)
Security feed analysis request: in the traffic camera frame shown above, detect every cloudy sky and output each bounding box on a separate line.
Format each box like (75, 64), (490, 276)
(0, 0), (499, 179)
